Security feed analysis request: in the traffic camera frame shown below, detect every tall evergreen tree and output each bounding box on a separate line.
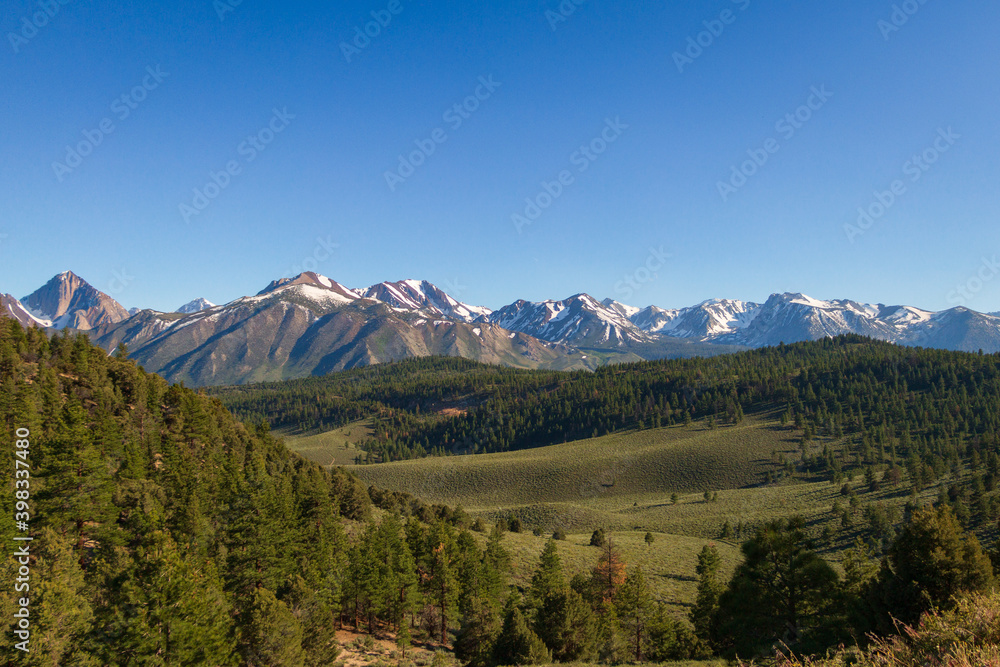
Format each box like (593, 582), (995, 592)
(454, 596), (502, 667)
(24, 528), (96, 667)
(491, 598), (551, 666)
(617, 567), (655, 661)
(689, 544), (723, 644)
(712, 518), (845, 657)
(527, 539), (565, 610)
(534, 588), (596, 662)
(244, 588), (305, 667)
(867, 505), (996, 631)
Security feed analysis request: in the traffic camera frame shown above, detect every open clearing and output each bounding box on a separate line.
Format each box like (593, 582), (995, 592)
(284, 414), (990, 610)
(337, 416), (792, 509)
(278, 420), (373, 466)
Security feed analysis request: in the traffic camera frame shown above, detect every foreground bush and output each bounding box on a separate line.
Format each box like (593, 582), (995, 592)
(762, 590), (1000, 666)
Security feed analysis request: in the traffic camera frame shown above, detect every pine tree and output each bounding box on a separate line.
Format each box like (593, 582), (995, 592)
(534, 588), (596, 661)
(868, 505), (996, 631)
(527, 539), (565, 609)
(712, 518), (844, 657)
(244, 588), (305, 667)
(617, 567), (655, 661)
(454, 596), (501, 667)
(590, 539), (626, 605)
(25, 528), (96, 667)
(689, 544), (722, 643)
(594, 602), (628, 663)
(424, 521), (460, 645)
(491, 598), (551, 666)
(90, 531), (237, 665)
(646, 603), (700, 661)
(285, 576), (341, 667)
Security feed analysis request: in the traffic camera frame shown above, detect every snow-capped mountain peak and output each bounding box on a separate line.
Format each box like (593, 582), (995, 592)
(19, 271), (128, 330)
(486, 293), (650, 347)
(601, 298), (642, 319)
(176, 298), (216, 314)
(253, 272), (363, 304)
(362, 279), (491, 323)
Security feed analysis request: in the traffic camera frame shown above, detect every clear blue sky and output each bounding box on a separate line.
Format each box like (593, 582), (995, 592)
(2, 0), (998, 313)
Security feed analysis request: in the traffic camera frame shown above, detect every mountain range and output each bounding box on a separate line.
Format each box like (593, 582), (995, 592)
(4, 270), (1000, 386)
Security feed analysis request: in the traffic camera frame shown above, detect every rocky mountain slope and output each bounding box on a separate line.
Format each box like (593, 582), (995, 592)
(7, 270), (1000, 385)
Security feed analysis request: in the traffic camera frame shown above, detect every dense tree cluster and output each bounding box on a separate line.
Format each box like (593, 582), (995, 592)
(0, 321), (366, 663)
(693, 507), (997, 660)
(0, 321), (466, 664)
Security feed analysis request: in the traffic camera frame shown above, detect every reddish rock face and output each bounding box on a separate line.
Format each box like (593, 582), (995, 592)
(20, 271), (128, 330)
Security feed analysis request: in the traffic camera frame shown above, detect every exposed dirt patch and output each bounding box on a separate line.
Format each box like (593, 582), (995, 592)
(334, 629), (453, 667)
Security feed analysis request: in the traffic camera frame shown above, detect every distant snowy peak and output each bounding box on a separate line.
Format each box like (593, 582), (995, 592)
(629, 305), (680, 334)
(256, 272), (362, 302)
(20, 271), (128, 330)
(650, 299), (761, 339)
(706, 293), (887, 347)
(877, 304), (934, 326)
(176, 298), (216, 314)
(610, 292), (974, 348)
(487, 293), (650, 347)
(601, 298), (642, 319)
(362, 279), (492, 323)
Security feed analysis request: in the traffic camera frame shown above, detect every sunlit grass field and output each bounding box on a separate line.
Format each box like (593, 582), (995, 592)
(276, 421), (373, 466)
(283, 413), (992, 611)
(337, 415), (790, 508)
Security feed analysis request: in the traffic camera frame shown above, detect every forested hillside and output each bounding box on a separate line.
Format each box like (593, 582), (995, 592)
(216, 337), (1000, 529)
(0, 320), (459, 664)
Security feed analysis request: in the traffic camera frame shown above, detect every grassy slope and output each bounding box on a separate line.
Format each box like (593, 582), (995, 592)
(335, 414), (789, 509)
(285, 413), (971, 538)
(275, 421), (374, 466)
(282, 412), (996, 613)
